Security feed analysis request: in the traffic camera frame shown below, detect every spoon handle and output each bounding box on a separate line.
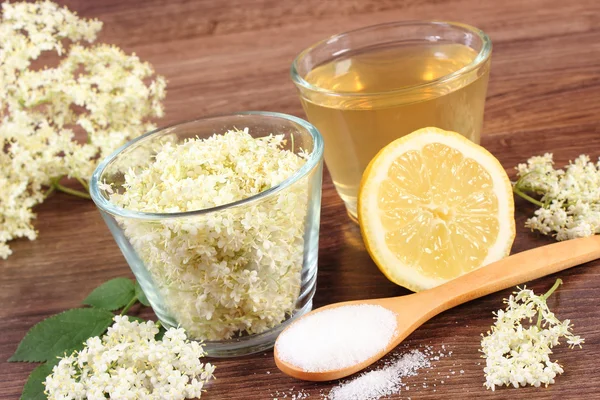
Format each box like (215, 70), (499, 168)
(420, 235), (600, 314)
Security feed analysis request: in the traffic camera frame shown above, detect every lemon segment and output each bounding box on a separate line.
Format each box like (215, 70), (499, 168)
(358, 127), (515, 291)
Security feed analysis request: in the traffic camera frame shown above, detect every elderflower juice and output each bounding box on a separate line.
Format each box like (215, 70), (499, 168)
(292, 21), (492, 219)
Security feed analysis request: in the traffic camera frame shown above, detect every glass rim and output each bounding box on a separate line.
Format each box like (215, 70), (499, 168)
(290, 20), (492, 98)
(89, 111), (324, 221)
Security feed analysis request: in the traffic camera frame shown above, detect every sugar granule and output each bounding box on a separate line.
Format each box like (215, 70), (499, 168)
(327, 350), (430, 400)
(276, 305), (397, 372)
(272, 388), (310, 399)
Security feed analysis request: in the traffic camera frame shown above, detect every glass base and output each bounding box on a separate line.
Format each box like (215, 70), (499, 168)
(147, 249), (318, 358)
(196, 299), (314, 357)
(337, 191), (359, 223)
(347, 209), (359, 224)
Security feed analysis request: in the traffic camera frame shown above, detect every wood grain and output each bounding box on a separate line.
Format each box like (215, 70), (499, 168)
(2, 0), (600, 399)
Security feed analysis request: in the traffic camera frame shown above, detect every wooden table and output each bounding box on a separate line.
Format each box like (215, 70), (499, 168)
(2, 0), (600, 399)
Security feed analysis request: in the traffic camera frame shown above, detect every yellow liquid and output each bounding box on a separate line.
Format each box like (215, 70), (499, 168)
(300, 43), (490, 218)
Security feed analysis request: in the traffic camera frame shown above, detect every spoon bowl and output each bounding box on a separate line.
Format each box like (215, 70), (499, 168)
(275, 235), (600, 381)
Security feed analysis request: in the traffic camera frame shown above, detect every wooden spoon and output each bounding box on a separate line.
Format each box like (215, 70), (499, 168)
(274, 235), (600, 381)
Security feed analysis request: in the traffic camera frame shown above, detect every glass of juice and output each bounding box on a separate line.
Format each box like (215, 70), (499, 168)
(291, 21), (492, 220)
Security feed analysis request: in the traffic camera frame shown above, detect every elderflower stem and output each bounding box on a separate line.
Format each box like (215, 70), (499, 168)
(120, 296), (138, 316)
(542, 278), (563, 300)
(512, 184), (545, 207)
(537, 279), (563, 327)
(43, 185), (56, 199)
(54, 183), (92, 199)
(291, 133), (295, 153)
(76, 177), (90, 191)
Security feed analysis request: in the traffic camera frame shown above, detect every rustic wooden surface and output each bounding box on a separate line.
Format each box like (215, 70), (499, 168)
(2, 0), (600, 399)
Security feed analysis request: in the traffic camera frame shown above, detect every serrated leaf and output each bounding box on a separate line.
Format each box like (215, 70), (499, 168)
(9, 308), (114, 362)
(83, 278), (135, 311)
(134, 281), (150, 307)
(21, 363), (52, 400)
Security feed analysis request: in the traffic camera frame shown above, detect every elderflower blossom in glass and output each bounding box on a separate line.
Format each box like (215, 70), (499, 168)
(90, 112), (323, 356)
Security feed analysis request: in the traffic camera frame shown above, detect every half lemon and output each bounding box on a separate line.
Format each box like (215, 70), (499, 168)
(358, 127), (515, 291)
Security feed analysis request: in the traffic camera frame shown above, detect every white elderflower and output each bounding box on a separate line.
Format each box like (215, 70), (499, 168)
(106, 129), (309, 340)
(481, 279), (584, 391)
(513, 153), (600, 240)
(0, 1), (166, 259)
(44, 316), (215, 400)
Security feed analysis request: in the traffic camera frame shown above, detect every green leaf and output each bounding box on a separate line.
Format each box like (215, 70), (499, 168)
(21, 363), (52, 400)
(156, 324), (167, 341)
(134, 281), (150, 307)
(9, 308), (114, 362)
(83, 278), (135, 311)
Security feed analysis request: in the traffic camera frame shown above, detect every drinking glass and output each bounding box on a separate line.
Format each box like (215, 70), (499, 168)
(291, 21), (492, 220)
(90, 112), (324, 356)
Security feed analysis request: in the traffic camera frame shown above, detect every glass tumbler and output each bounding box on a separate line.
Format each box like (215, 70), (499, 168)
(90, 112), (324, 357)
(291, 21), (492, 220)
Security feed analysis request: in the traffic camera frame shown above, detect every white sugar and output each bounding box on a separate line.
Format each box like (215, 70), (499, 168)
(272, 388), (310, 399)
(327, 350), (430, 400)
(329, 368), (399, 400)
(276, 305), (398, 372)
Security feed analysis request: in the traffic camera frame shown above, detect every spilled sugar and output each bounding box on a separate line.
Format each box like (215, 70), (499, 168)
(272, 388), (310, 399)
(270, 345), (455, 400)
(326, 350), (430, 400)
(276, 305), (398, 372)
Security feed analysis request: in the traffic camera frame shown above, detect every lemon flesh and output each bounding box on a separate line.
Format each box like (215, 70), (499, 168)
(358, 127), (515, 291)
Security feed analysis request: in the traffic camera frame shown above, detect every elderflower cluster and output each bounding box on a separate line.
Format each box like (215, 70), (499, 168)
(481, 283), (584, 391)
(104, 129), (310, 340)
(0, 1), (166, 259)
(514, 153), (600, 240)
(44, 316), (215, 400)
